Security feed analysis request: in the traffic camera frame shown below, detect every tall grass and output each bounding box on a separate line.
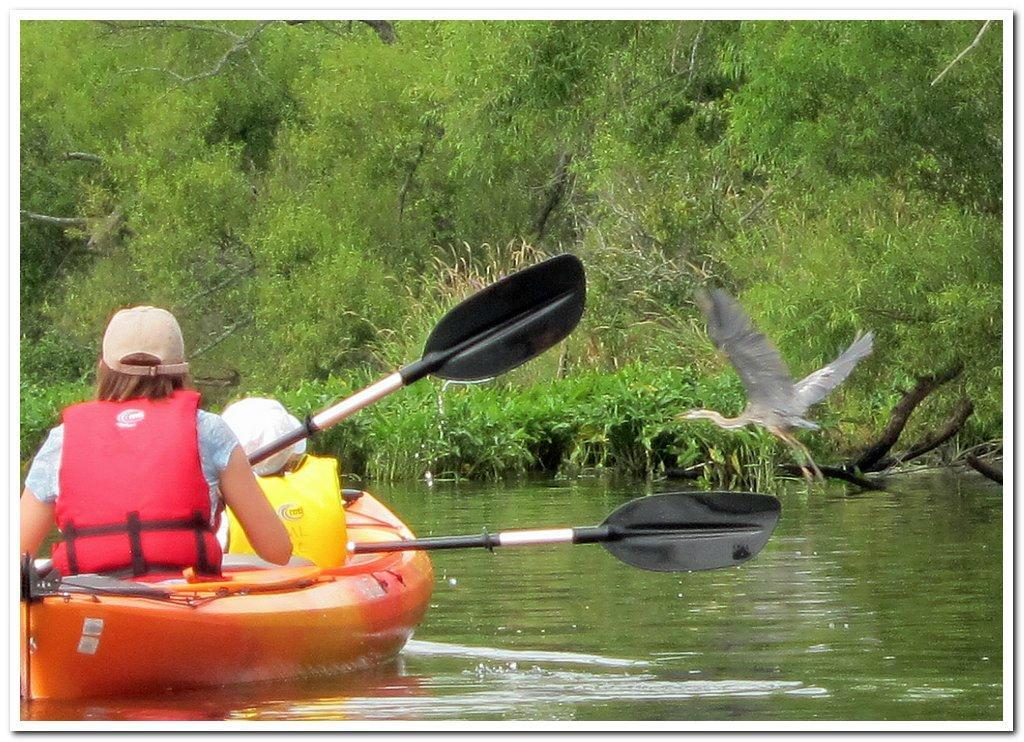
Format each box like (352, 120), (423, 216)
(269, 363), (792, 490)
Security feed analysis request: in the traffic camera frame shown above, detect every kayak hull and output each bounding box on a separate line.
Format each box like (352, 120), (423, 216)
(21, 492), (433, 701)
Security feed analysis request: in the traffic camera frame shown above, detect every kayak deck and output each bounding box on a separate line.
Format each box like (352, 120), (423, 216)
(21, 492), (434, 701)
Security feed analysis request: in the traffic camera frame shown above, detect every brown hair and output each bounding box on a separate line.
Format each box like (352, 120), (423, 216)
(95, 354), (192, 402)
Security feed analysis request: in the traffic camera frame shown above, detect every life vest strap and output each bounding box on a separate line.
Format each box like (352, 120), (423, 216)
(127, 511), (147, 576)
(61, 512), (215, 577)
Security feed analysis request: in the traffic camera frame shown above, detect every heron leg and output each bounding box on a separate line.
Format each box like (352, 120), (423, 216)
(772, 428), (815, 485)
(795, 440), (825, 482)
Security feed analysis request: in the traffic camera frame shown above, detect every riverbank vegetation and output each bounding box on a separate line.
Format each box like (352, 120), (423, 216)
(20, 20), (1002, 486)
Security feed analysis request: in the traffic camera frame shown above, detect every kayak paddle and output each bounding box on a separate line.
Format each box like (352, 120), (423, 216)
(349, 491), (781, 573)
(248, 254), (586, 465)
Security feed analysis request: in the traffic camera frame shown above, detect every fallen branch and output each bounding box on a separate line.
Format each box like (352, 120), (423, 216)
(873, 397), (974, 470)
(664, 465), (701, 480)
(931, 20), (993, 86)
(853, 360), (963, 472)
(779, 463), (885, 491)
(964, 454), (1002, 484)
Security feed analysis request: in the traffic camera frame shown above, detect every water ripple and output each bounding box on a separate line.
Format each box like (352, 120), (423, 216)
(237, 668), (829, 721)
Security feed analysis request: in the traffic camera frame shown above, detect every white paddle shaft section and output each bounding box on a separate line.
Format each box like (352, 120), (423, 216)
(497, 528), (575, 546)
(311, 372), (404, 430)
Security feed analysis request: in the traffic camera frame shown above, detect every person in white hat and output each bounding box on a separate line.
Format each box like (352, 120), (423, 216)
(20, 306), (292, 577)
(218, 397), (349, 568)
(221, 398), (308, 478)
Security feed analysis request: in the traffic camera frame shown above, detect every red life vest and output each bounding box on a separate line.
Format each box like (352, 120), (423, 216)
(52, 389), (223, 577)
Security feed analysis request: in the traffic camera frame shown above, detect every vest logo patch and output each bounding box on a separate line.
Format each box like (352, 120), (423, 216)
(115, 409), (145, 429)
(278, 503), (304, 521)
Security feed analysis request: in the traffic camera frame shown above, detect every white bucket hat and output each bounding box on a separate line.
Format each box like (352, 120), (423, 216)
(222, 397), (307, 476)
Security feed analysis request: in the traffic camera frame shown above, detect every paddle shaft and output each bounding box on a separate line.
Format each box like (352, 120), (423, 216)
(249, 373), (403, 464)
(350, 524), (766, 554)
(350, 526), (610, 553)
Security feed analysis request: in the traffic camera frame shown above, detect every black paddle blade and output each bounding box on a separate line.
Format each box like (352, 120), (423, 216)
(411, 254), (586, 382)
(601, 491), (780, 573)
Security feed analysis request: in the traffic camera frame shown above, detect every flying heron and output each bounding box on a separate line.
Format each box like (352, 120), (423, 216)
(680, 288), (874, 483)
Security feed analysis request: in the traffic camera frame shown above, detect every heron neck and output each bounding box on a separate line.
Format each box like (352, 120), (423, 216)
(710, 412), (747, 430)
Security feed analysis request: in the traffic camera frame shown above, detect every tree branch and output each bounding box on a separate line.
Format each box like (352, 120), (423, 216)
(853, 360), (964, 471)
(964, 454), (1002, 484)
(193, 369), (242, 388)
(97, 20), (241, 40)
(61, 151), (102, 164)
(20, 210), (88, 227)
(779, 463), (885, 490)
(873, 397), (974, 469)
(931, 20), (993, 86)
(533, 151), (573, 239)
(190, 316), (254, 359)
(737, 185), (775, 226)
(358, 20), (397, 44)
(179, 262), (255, 310)
(686, 20), (706, 85)
(124, 21), (272, 87)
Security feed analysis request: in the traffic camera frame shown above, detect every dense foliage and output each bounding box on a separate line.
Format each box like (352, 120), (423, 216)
(20, 20), (1002, 483)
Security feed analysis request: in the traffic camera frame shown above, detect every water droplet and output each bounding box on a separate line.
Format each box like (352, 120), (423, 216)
(677, 593), (683, 598)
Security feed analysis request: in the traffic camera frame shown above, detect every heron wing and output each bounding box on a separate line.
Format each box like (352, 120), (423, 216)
(696, 289), (794, 409)
(793, 330), (874, 412)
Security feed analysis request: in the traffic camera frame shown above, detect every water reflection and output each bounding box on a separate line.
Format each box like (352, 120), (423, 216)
(22, 469), (1002, 722)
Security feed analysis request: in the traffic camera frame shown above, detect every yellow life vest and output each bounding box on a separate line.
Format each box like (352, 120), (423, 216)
(226, 454), (347, 568)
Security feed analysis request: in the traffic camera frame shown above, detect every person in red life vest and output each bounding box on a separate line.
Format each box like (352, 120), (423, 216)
(20, 306), (292, 577)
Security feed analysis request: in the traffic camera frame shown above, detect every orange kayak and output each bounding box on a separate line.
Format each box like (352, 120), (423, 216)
(21, 492), (434, 701)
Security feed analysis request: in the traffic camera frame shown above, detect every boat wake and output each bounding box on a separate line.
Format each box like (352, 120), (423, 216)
(403, 639), (647, 668)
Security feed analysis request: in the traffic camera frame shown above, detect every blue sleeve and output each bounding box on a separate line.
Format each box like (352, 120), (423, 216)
(24, 425), (64, 504)
(196, 410), (241, 485)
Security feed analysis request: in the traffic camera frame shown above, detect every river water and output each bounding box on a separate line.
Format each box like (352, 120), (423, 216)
(23, 470), (1003, 724)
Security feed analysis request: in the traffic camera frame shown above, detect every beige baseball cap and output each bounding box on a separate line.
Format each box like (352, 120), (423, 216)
(101, 306), (189, 376)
